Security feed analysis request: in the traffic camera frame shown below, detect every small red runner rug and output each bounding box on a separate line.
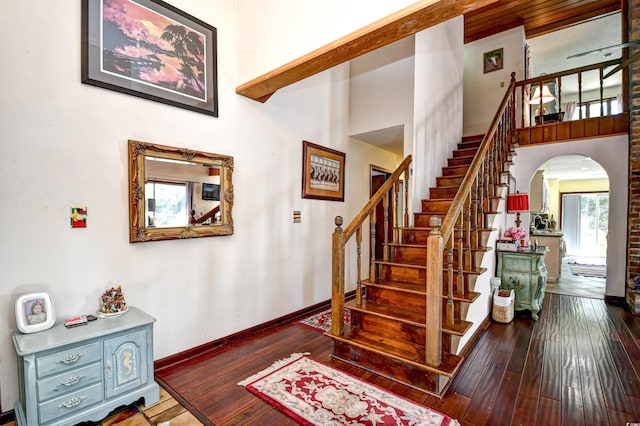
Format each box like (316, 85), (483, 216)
(238, 353), (459, 425)
(294, 307), (351, 333)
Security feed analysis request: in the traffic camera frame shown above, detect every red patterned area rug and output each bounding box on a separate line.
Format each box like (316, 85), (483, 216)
(238, 353), (460, 426)
(294, 307), (351, 333)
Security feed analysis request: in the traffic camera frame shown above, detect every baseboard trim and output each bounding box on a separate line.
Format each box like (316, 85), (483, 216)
(0, 410), (15, 424)
(605, 295), (625, 306)
(154, 291), (355, 373)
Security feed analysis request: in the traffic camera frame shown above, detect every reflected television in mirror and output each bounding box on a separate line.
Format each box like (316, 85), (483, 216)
(202, 183), (220, 201)
(128, 140), (234, 242)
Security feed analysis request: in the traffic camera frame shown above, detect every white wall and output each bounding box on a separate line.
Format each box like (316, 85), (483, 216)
(349, 37), (415, 141)
(511, 135), (629, 297)
(235, 0), (420, 84)
(463, 26), (526, 136)
(0, 0), (398, 409)
(412, 16), (464, 206)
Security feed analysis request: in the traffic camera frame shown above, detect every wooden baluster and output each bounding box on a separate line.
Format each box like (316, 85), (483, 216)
(599, 67), (604, 116)
(476, 160), (483, 229)
(557, 77), (563, 121)
(472, 177), (480, 249)
(404, 168), (410, 228)
(465, 191), (473, 277)
(370, 210), (377, 280)
(578, 72), (583, 119)
(331, 216), (345, 336)
(356, 226), (362, 307)
(426, 216), (443, 367)
(383, 193), (390, 261)
(457, 212), (465, 296)
(446, 232), (455, 326)
(393, 181), (399, 243)
(510, 72), (517, 130)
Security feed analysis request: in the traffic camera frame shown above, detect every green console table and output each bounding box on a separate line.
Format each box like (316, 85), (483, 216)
(496, 247), (548, 320)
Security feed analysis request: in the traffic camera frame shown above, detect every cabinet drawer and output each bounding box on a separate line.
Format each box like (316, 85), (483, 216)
(37, 362), (102, 402)
(36, 342), (101, 378)
(501, 255), (534, 272)
(38, 382), (103, 424)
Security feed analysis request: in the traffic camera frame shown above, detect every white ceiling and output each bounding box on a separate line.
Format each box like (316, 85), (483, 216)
(537, 154), (608, 180)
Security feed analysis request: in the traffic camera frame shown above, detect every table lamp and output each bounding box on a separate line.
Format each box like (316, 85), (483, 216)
(507, 192), (529, 228)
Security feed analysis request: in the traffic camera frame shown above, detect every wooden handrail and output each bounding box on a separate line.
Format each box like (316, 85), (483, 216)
(516, 59), (621, 87)
(440, 73), (517, 240)
(190, 205), (220, 224)
(343, 155), (412, 240)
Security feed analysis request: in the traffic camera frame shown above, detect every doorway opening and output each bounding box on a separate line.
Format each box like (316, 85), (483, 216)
(529, 154), (609, 298)
(370, 165), (392, 261)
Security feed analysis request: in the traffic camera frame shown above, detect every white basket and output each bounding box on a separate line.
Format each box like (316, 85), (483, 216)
(492, 289), (514, 323)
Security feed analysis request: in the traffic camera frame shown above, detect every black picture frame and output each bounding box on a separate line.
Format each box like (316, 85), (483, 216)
(202, 183), (220, 201)
(81, 0), (218, 116)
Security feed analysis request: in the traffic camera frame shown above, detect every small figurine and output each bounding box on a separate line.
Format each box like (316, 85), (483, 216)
(99, 285), (127, 313)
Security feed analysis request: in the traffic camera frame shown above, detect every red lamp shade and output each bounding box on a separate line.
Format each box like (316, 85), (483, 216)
(507, 192), (529, 213)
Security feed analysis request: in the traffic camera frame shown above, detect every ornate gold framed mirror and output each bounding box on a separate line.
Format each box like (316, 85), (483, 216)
(128, 140), (234, 242)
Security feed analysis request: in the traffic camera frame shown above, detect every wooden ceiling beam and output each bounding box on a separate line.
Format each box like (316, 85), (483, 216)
(235, 0), (499, 102)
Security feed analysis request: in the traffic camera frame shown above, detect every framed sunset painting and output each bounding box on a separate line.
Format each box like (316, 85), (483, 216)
(82, 0), (218, 116)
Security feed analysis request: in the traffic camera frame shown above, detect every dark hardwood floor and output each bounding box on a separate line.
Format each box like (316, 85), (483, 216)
(155, 293), (640, 425)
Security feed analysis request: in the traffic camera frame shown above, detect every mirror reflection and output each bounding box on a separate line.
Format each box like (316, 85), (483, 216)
(129, 140), (234, 242)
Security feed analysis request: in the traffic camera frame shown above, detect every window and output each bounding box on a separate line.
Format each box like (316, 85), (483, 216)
(145, 181), (189, 227)
(573, 97), (620, 120)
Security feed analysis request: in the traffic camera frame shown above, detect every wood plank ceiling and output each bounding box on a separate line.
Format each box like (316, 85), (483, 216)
(236, 0), (622, 102)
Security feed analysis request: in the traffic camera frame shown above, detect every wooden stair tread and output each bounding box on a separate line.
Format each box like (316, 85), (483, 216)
(328, 325), (463, 377)
(375, 259), (426, 269)
(345, 299), (473, 336)
(363, 277), (425, 292)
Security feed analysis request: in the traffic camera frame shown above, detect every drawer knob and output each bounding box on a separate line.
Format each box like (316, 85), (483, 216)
(57, 353), (83, 365)
(58, 395), (86, 409)
(58, 375), (85, 387)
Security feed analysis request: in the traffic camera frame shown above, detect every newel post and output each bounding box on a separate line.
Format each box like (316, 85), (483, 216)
(331, 216), (345, 336)
(426, 216), (443, 367)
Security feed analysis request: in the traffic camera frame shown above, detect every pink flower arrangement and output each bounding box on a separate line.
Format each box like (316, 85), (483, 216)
(505, 227), (527, 240)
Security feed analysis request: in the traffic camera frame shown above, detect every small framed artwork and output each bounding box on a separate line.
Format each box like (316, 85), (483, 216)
(483, 48), (504, 73)
(302, 141), (346, 202)
(71, 205), (87, 228)
(15, 293), (56, 334)
(81, 0), (218, 116)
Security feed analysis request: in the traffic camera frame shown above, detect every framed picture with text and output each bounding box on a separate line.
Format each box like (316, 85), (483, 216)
(81, 0), (218, 116)
(302, 141), (345, 202)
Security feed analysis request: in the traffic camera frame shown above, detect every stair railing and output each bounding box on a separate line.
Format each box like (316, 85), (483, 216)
(425, 72), (517, 367)
(330, 155), (412, 336)
(514, 58), (623, 127)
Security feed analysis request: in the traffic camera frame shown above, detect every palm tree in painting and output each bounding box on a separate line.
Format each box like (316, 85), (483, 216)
(161, 24), (205, 95)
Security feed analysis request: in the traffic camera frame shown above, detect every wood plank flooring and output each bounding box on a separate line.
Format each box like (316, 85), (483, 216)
(155, 293), (640, 425)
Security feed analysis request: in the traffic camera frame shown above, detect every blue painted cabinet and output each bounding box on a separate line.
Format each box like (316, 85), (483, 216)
(12, 307), (159, 426)
(496, 248), (548, 320)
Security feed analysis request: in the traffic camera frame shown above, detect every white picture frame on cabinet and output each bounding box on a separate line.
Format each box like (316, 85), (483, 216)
(15, 292), (55, 333)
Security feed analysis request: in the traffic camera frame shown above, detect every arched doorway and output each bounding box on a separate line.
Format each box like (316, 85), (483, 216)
(528, 154), (609, 298)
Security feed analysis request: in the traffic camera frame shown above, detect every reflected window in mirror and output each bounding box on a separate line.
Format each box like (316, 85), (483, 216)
(129, 140), (233, 242)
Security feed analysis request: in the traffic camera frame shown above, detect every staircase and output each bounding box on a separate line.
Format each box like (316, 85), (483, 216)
(326, 74), (518, 397)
